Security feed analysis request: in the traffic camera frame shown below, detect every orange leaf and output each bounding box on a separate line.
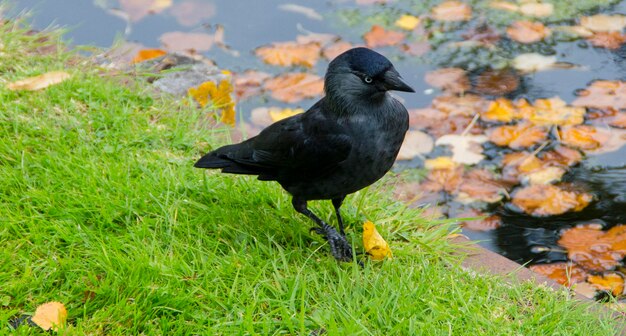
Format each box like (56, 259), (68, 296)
(455, 169), (506, 204)
(264, 72), (324, 103)
(559, 224), (626, 272)
(188, 80), (236, 126)
(432, 1), (472, 21)
(232, 70), (270, 100)
(363, 25), (406, 48)
(488, 122), (548, 149)
(587, 31), (626, 49)
(255, 41), (321, 68)
(31, 302), (67, 331)
(322, 41), (353, 60)
(7, 71), (70, 91)
(559, 125), (610, 150)
(120, 0), (172, 22)
(529, 263), (588, 287)
(424, 68), (470, 93)
(473, 69), (519, 96)
(588, 273), (625, 296)
(511, 184), (592, 216)
(528, 97), (585, 126)
(482, 98), (518, 122)
(131, 48), (167, 63)
(458, 212), (502, 231)
(572, 80), (626, 110)
(421, 165), (464, 193)
(363, 221), (392, 260)
(160, 31), (214, 53)
(507, 21), (550, 44)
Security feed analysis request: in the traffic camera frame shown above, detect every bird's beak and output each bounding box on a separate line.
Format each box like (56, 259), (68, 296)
(383, 68), (415, 93)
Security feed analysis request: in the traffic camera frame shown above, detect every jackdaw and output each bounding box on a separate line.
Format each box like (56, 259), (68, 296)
(195, 47), (414, 262)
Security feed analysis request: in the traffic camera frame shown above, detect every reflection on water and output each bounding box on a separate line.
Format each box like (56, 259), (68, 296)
(10, 0), (626, 268)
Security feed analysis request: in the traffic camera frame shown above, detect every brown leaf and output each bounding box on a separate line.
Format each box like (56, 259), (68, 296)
(120, 0), (172, 22)
(456, 169), (506, 204)
(7, 71), (70, 91)
(160, 31), (214, 53)
(488, 122), (548, 149)
(401, 41), (431, 56)
(421, 165), (464, 194)
(462, 25), (501, 46)
(573, 80), (626, 110)
(511, 184), (592, 216)
(432, 94), (490, 117)
(363, 25), (406, 48)
(169, 1), (215, 26)
(232, 70), (270, 100)
(473, 68), (519, 96)
(255, 41), (321, 68)
(322, 41), (353, 60)
(559, 125), (610, 150)
(31, 302), (67, 331)
(507, 21), (550, 44)
(424, 68), (470, 93)
(458, 212), (502, 231)
(529, 263), (588, 287)
(587, 31), (626, 49)
(432, 1), (472, 22)
(559, 224), (626, 272)
(264, 73), (324, 103)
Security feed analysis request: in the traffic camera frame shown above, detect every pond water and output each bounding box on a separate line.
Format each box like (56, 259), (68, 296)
(10, 1), (626, 273)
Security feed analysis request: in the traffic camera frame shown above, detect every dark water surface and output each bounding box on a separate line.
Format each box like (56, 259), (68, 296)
(11, 0), (626, 267)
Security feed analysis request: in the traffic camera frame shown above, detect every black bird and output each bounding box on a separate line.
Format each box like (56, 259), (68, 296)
(195, 47), (414, 262)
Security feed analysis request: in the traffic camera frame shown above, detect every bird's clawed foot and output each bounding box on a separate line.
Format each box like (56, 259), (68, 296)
(311, 223), (354, 262)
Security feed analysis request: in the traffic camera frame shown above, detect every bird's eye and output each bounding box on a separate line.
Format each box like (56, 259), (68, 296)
(363, 76), (373, 84)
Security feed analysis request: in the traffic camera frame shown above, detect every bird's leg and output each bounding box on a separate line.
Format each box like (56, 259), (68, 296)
(292, 198), (354, 262)
(331, 196), (346, 236)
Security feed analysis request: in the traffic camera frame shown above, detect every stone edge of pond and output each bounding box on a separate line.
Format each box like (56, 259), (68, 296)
(451, 236), (626, 332)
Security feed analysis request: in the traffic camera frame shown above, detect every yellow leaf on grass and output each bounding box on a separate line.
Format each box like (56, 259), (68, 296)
(132, 48), (167, 63)
(395, 14), (421, 30)
(363, 221), (392, 260)
(188, 80), (236, 126)
(269, 108), (304, 122)
(7, 71), (70, 91)
(31, 301), (67, 331)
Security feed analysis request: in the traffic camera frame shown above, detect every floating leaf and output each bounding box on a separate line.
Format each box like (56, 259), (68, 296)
(269, 108), (304, 122)
(519, 3), (554, 17)
(559, 125), (610, 150)
(363, 221), (392, 260)
(588, 273), (625, 297)
(363, 25), (406, 48)
(160, 31), (215, 53)
(395, 14), (421, 30)
(397, 130), (434, 160)
(322, 41), (353, 60)
(573, 80), (626, 110)
(131, 48), (167, 63)
(421, 164), (464, 193)
(232, 70), (270, 100)
(580, 14), (626, 32)
(455, 169), (507, 204)
(512, 53), (557, 72)
(609, 112), (626, 128)
(488, 122), (548, 149)
(119, 0), (172, 22)
(424, 156), (456, 170)
(559, 224), (626, 272)
(424, 68), (470, 93)
(528, 97), (586, 126)
(188, 79), (236, 126)
(507, 21), (550, 44)
(31, 302), (67, 331)
(482, 98), (517, 122)
(522, 166), (566, 185)
(255, 41), (321, 68)
(473, 68), (519, 96)
(587, 31), (626, 49)
(401, 41), (431, 56)
(279, 4), (323, 20)
(529, 263), (588, 287)
(457, 211), (502, 231)
(264, 72), (324, 103)
(432, 1), (472, 22)
(169, 1), (215, 26)
(436, 134), (488, 165)
(511, 184), (592, 216)
(432, 94), (490, 117)
(7, 71), (70, 91)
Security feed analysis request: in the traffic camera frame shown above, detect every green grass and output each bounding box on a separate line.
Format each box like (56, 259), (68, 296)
(0, 19), (619, 335)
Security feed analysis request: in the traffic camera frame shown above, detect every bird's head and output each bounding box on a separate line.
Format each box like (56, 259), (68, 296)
(324, 47), (414, 101)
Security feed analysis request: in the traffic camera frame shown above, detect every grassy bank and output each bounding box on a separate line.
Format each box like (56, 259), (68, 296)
(0, 19), (619, 335)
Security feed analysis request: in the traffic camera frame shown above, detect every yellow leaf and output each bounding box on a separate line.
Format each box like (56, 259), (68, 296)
(482, 98), (517, 122)
(362, 221), (392, 260)
(268, 108), (304, 122)
(395, 14), (421, 30)
(424, 156), (456, 170)
(188, 79), (236, 126)
(131, 48), (167, 63)
(7, 71), (70, 91)
(31, 301), (67, 331)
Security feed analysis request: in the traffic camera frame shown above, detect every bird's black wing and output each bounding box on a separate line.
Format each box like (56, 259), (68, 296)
(195, 99), (352, 181)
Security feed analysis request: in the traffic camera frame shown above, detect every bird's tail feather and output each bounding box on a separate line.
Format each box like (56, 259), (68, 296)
(194, 153), (230, 168)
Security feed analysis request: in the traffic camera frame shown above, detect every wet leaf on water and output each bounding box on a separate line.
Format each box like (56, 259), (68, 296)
(519, 3), (554, 17)
(587, 31), (626, 49)
(432, 94), (490, 117)
(119, 0), (172, 22)
(424, 68), (470, 93)
(482, 98), (518, 122)
(431, 1), (472, 22)
(522, 166), (566, 185)
(296, 32), (338, 46)
(512, 53), (557, 72)
(401, 40), (431, 56)
(278, 4), (323, 20)
(572, 80), (626, 110)
(395, 14), (421, 31)
(580, 14), (626, 32)
(397, 130), (434, 160)
(250, 107), (274, 127)
(527, 97), (586, 126)
(264, 72), (324, 103)
(488, 122), (548, 149)
(169, 1), (215, 26)
(457, 211), (502, 231)
(424, 156), (456, 170)
(7, 71), (71, 91)
(507, 21), (550, 44)
(435, 134), (488, 165)
(511, 184), (592, 216)
(529, 263), (588, 287)
(461, 24), (501, 46)
(559, 125), (610, 150)
(30, 301), (67, 331)
(188, 79), (236, 126)
(255, 41), (321, 68)
(609, 112), (626, 128)
(558, 224), (626, 272)
(421, 164), (464, 193)
(131, 48), (167, 63)
(363, 25), (406, 48)
(587, 273), (625, 297)
(473, 68), (519, 96)
(232, 70), (271, 100)
(455, 169), (507, 204)
(322, 40), (353, 60)
(363, 221), (392, 260)
(160, 31), (215, 53)
(269, 107), (304, 122)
